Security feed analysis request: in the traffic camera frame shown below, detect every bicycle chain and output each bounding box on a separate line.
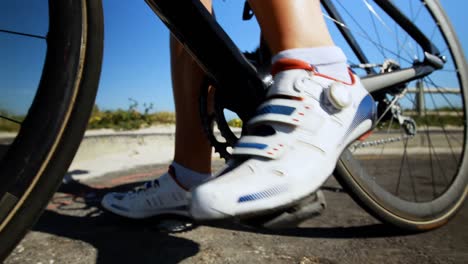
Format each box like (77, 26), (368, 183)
(349, 133), (415, 151)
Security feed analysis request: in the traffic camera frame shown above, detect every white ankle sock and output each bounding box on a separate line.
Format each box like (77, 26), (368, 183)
(171, 162), (212, 189)
(272, 46), (350, 83)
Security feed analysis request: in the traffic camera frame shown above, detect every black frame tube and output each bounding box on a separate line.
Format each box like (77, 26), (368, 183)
(147, 0), (442, 98)
(374, 0), (440, 55)
(321, 0), (442, 95)
(145, 0), (265, 118)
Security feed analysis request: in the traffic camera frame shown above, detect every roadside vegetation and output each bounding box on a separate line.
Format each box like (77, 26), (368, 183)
(88, 99), (175, 130)
(0, 110), (22, 132)
(227, 118), (243, 128)
(0, 103), (463, 132)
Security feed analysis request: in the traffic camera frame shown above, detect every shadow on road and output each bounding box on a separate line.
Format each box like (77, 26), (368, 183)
(33, 181), (199, 264)
(209, 221), (411, 239)
(32, 179), (410, 263)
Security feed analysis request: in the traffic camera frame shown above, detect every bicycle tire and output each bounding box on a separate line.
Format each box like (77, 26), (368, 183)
(332, 0), (467, 231)
(0, 0), (103, 260)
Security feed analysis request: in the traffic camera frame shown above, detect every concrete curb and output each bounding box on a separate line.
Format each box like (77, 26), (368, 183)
(68, 126), (239, 181)
(2, 125), (463, 182)
(67, 127), (463, 182)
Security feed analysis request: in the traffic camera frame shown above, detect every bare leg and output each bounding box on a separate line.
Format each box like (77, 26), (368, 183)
(249, 0), (350, 82)
(248, 0), (333, 53)
(170, 0), (213, 174)
(101, 2), (215, 217)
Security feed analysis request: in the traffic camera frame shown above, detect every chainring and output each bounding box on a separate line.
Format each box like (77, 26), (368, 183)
(199, 78), (240, 160)
(199, 46), (271, 161)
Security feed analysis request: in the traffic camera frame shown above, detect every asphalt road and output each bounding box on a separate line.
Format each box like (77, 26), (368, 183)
(5, 159), (468, 264)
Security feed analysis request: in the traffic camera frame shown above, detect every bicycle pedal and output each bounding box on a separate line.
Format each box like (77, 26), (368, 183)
(240, 190), (327, 230)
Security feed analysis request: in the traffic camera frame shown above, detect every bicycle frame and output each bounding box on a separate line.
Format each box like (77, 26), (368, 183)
(321, 0), (445, 97)
(146, 0), (446, 108)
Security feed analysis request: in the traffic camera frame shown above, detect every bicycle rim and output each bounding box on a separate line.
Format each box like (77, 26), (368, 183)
(326, 0), (467, 230)
(0, 0), (103, 259)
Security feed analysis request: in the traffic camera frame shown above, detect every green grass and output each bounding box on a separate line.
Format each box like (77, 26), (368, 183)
(227, 118), (243, 128)
(3, 102), (464, 133)
(1, 101), (177, 132)
(0, 110), (23, 133)
(87, 100), (176, 130)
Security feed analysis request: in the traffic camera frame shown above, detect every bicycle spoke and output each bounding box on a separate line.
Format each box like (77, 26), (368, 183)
(425, 77), (464, 119)
(438, 46), (450, 55)
(406, 90), (435, 201)
(395, 22), (402, 66)
(430, 24), (439, 40)
(406, 79), (458, 198)
(377, 114), (394, 192)
(395, 135), (406, 196)
(366, 0), (418, 60)
(334, 0), (386, 59)
(0, 29), (46, 40)
(0, 115), (22, 125)
(426, 81), (462, 165)
(438, 69), (458, 73)
(365, 0), (387, 58)
(422, 90), (452, 196)
(403, 129), (418, 201)
(417, 88), (443, 198)
(324, 0), (467, 226)
(324, 11), (414, 65)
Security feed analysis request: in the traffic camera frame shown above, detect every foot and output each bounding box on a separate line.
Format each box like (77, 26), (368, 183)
(190, 58), (376, 220)
(101, 166), (191, 219)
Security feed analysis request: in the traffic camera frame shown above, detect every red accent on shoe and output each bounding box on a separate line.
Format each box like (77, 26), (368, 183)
(272, 58), (356, 86)
(358, 130), (373, 141)
(267, 94), (304, 101)
(271, 58), (315, 76)
(168, 165), (189, 191)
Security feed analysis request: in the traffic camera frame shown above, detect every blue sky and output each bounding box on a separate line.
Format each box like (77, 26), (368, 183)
(96, 0), (468, 113)
(95, 0), (262, 112)
(1, 0), (467, 115)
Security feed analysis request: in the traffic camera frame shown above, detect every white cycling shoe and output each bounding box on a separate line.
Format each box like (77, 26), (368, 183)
(101, 166), (190, 219)
(190, 58), (376, 220)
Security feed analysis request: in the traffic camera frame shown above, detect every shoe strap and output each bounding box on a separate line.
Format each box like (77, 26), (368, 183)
(272, 58), (356, 85)
(232, 135), (288, 159)
(248, 98), (328, 135)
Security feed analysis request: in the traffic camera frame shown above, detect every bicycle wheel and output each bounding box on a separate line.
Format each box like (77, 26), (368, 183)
(324, 0), (467, 230)
(0, 0), (103, 260)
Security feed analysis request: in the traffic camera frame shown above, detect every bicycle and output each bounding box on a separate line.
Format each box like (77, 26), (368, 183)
(0, 0), (466, 260)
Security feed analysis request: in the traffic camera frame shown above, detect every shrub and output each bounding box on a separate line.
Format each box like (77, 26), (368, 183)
(0, 110), (23, 132)
(87, 99), (176, 130)
(150, 112), (176, 124)
(227, 118), (243, 128)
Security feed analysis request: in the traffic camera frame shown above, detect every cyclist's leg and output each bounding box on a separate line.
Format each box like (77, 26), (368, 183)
(249, 0), (333, 53)
(249, 0), (350, 82)
(101, 0), (214, 219)
(191, 0), (375, 219)
(170, 35), (212, 177)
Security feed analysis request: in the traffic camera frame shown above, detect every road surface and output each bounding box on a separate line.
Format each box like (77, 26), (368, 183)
(5, 159), (467, 264)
